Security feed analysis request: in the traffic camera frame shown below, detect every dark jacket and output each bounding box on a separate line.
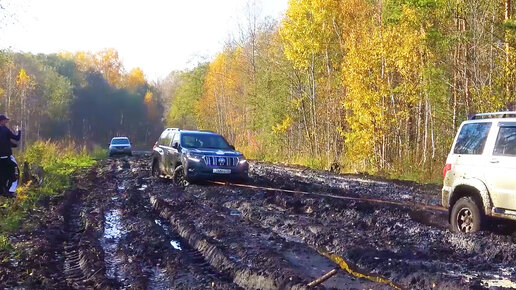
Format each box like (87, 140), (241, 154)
(0, 126), (21, 157)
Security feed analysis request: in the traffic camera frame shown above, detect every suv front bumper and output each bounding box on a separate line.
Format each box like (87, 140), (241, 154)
(184, 160), (249, 181)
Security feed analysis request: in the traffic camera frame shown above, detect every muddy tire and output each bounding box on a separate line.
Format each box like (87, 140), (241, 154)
(151, 160), (162, 178)
(450, 197), (482, 233)
(172, 165), (189, 187)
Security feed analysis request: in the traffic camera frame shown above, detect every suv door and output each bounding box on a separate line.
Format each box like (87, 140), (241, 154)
(155, 131), (170, 174)
(162, 132), (175, 175)
(169, 133), (181, 170)
(485, 122), (516, 210)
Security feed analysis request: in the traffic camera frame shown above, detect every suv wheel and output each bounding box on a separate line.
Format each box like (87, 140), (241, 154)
(450, 197), (482, 233)
(172, 165), (189, 187)
(151, 160), (161, 178)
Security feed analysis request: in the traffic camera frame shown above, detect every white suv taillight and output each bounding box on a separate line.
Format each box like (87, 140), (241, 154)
(443, 163), (452, 179)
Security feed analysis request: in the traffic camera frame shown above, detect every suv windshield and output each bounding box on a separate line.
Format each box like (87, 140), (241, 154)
(181, 133), (231, 150)
(111, 138), (130, 145)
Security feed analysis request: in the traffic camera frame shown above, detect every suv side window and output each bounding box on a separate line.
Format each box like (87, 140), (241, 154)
(172, 133), (180, 148)
(453, 123), (492, 155)
(167, 132), (175, 147)
(493, 126), (516, 156)
(158, 131), (168, 146)
(159, 131), (174, 147)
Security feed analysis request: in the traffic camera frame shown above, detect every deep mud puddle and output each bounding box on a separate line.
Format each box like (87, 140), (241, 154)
(154, 219), (183, 251)
(101, 208), (127, 281)
(283, 245), (378, 288)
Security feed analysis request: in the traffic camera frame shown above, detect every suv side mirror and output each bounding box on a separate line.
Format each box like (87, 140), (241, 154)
(230, 145), (235, 150)
(172, 143), (179, 149)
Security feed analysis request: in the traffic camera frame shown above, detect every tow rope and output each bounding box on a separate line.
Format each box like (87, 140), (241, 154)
(211, 181), (446, 213)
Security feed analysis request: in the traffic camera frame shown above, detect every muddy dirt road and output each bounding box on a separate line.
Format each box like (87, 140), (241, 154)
(2, 154), (516, 289)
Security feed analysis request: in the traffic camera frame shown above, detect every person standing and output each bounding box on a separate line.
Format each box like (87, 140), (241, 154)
(0, 114), (21, 197)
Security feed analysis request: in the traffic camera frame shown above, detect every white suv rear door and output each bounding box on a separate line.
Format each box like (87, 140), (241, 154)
(485, 122), (516, 210)
(449, 122), (492, 184)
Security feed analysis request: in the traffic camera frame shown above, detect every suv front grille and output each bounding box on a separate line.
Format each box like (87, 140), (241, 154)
(203, 156), (238, 167)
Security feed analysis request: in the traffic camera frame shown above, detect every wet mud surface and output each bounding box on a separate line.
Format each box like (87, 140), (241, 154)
(2, 154), (516, 289)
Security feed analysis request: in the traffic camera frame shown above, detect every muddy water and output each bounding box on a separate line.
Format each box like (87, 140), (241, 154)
(283, 247), (371, 288)
(154, 219), (183, 251)
(101, 208), (126, 281)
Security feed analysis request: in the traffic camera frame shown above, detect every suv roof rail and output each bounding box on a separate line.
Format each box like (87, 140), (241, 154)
(165, 127), (180, 131)
(471, 111), (516, 120)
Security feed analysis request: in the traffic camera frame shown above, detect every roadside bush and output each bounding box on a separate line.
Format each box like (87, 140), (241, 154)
(0, 141), (97, 250)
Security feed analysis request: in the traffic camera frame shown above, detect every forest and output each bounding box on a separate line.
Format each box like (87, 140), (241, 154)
(163, 0), (516, 181)
(0, 49), (163, 149)
(1, 0), (515, 182)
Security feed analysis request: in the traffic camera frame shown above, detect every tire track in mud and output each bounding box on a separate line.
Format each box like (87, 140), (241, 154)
(180, 184), (402, 288)
(100, 160), (131, 287)
(148, 180), (384, 289)
(210, 181), (447, 213)
(58, 155), (516, 289)
(200, 183), (459, 289)
(63, 195), (86, 284)
(250, 161), (442, 207)
(149, 195), (312, 289)
(198, 166), (516, 289)
(61, 174), (112, 289)
(111, 155), (395, 289)
(101, 156), (239, 289)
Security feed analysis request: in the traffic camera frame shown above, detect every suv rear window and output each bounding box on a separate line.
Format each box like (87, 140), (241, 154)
(493, 126), (516, 156)
(111, 138), (129, 145)
(453, 123), (492, 155)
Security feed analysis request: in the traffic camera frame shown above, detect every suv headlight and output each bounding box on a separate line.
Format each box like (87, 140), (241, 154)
(238, 155), (247, 164)
(186, 152), (203, 162)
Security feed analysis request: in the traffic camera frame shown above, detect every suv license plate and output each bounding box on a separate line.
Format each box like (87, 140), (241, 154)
(213, 169), (231, 174)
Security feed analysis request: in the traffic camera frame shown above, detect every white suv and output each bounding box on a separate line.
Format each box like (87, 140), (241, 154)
(443, 112), (516, 233)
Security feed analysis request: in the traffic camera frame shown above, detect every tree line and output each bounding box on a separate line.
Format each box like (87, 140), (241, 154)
(0, 49), (164, 149)
(162, 0), (515, 181)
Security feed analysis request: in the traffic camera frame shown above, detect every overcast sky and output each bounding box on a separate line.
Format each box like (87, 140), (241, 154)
(0, 0), (288, 81)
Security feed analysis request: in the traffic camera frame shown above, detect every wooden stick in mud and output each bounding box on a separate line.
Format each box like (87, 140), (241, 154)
(307, 268), (339, 287)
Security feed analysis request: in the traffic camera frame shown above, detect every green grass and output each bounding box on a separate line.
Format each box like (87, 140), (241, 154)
(0, 141), (98, 251)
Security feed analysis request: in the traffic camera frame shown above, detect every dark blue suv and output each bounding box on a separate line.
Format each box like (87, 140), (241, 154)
(151, 128), (249, 185)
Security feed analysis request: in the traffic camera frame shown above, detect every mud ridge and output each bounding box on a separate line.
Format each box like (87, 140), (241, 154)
(152, 216), (234, 285)
(150, 194), (311, 289)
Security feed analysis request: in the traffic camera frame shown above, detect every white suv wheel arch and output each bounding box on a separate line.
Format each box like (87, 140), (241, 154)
(449, 179), (491, 215)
